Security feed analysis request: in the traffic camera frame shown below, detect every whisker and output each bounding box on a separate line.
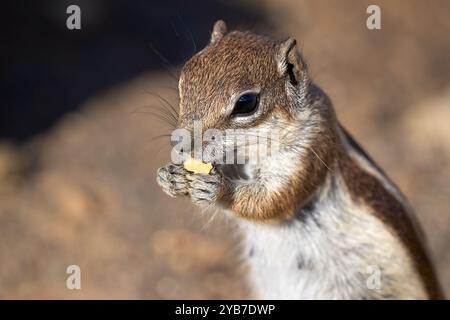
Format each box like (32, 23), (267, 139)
(150, 85), (179, 94)
(132, 100), (178, 128)
(144, 137), (172, 159)
(146, 89), (180, 120)
(150, 133), (172, 143)
(148, 42), (180, 81)
(308, 146), (333, 172)
(145, 90), (179, 123)
(131, 109), (177, 129)
(177, 12), (197, 55)
(200, 207), (219, 231)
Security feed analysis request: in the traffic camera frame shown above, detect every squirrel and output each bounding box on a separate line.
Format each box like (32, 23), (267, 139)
(156, 20), (443, 299)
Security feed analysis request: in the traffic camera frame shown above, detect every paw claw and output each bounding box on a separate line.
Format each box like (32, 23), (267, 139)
(156, 164), (190, 197)
(189, 173), (222, 205)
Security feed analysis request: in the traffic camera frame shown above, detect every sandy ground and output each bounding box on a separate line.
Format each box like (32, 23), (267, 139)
(0, 0), (449, 299)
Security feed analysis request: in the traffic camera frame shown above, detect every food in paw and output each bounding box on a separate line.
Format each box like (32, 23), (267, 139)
(183, 157), (213, 174)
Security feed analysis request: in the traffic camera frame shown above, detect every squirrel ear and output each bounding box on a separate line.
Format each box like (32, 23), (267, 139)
(276, 38), (304, 85)
(210, 20), (227, 44)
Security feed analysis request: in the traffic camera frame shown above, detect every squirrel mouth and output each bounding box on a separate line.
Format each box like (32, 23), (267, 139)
(216, 164), (251, 181)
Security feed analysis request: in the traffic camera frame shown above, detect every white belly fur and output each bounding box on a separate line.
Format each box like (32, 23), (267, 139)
(238, 188), (427, 299)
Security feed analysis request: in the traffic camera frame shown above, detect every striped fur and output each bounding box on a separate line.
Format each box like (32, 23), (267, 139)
(156, 22), (443, 299)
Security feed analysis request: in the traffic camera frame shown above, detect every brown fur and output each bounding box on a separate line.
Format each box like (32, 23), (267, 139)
(338, 134), (444, 299)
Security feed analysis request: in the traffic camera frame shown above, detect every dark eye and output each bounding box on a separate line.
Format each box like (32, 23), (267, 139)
(231, 93), (259, 117)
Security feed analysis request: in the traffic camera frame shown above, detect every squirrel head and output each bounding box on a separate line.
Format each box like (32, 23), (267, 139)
(175, 21), (337, 218)
(172, 21), (337, 219)
(178, 20), (310, 132)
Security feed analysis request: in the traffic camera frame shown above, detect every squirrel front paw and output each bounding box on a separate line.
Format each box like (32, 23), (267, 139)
(188, 171), (223, 206)
(157, 163), (225, 206)
(156, 164), (190, 198)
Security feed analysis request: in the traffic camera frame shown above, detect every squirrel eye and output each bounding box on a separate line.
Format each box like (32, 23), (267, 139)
(231, 93), (259, 117)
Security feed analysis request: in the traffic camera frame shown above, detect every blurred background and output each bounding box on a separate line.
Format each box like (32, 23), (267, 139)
(0, 0), (449, 299)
